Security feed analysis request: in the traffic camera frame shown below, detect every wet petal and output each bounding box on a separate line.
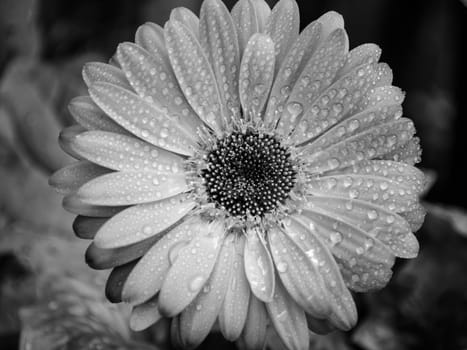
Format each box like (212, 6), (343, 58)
(251, 0), (271, 32)
(236, 295), (268, 350)
(303, 118), (416, 174)
(219, 236), (250, 341)
(243, 227), (275, 302)
(400, 203), (426, 232)
(276, 29), (348, 136)
(130, 295), (162, 331)
(76, 171), (188, 206)
(265, 276), (309, 350)
(298, 210), (395, 292)
(283, 217), (357, 329)
(382, 136), (422, 165)
(354, 85), (405, 114)
(135, 22), (166, 54)
(63, 194), (126, 217)
(117, 42), (203, 135)
(170, 7), (200, 37)
(105, 261), (137, 303)
(239, 33), (275, 121)
(305, 196), (419, 258)
(122, 217), (200, 305)
(316, 11), (345, 44)
(68, 96), (128, 134)
(179, 235), (235, 348)
(268, 225), (331, 318)
(306, 173), (418, 213)
(49, 161), (110, 195)
(231, 0), (259, 54)
(82, 62), (131, 89)
(336, 159), (426, 195)
(86, 234), (160, 270)
(89, 82), (196, 156)
(200, 0), (241, 122)
(94, 194), (195, 248)
(158, 220), (225, 317)
(72, 216), (107, 240)
(266, 0), (300, 71)
(292, 63), (393, 144)
(59, 125), (86, 159)
(264, 20), (321, 127)
(336, 43), (381, 79)
(67, 130), (184, 172)
(302, 97), (403, 153)
(164, 20), (225, 134)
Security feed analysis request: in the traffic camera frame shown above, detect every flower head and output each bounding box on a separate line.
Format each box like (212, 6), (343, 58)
(50, 0), (426, 348)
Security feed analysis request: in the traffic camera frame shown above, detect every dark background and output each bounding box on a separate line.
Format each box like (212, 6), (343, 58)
(0, 0), (466, 349)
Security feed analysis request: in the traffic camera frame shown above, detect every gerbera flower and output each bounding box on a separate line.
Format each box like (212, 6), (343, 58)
(50, 0), (426, 348)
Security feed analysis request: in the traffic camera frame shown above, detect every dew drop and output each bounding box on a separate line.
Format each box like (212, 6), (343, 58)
(188, 275), (205, 292)
(367, 210), (378, 221)
(276, 262), (288, 273)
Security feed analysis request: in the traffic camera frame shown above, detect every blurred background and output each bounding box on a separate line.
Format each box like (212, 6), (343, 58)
(0, 0), (466, 349)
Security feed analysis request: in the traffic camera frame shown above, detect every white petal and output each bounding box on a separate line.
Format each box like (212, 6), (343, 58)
(306, 173), (418, 213)
(122, 217), (200, 305)
(239, 33), (275, 121)
(337, 43), (381, 79)
(265, 276), (309, 350)
(59, 125), (86, 159)
(164, 20), (225, 134)
(264, 20), (321, 128)
(179, 235), (235, 348)
(135, 22), (166, 54)
(158, 220), (225, 317)
(291, 63), (393, 144)
(130, 295), (162, 331)
(231, 0), (259, 54)
(68, 96), (128, 134)
(200, 0), (241, 122)
(243, 227), (275, 303)
(302, 94), (403, 153)
(251, 0), (271, 32)
(336, 159), (426, 195)
(354, 85), (405, 114)
(303, 119), (416, 174)
(89, 82), (196, 156)
(266, 0), (300, 71)
(382, 136), (422, 165)
(236, 295), (268, 350)
(49, 161), (110, 195)
(170, 7), (200, 38)
(67, 130), (184, 172)
(305, 196), (419, 258)
(94, 194), (195, 248)
(82, 62), (131, 89)
(75, 171), (188, 206)
(219, 236), (250, 341)
(316, 11), (345, 44)
(117, 42), (203, 135)
(268, 225), (331, 318)
(276, 28), (348, 136)
(298, 210), (395, 292)
(283, 217), (357, 330)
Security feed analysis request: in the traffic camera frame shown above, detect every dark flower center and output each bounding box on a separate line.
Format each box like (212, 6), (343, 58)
(202, 132), (296, 218)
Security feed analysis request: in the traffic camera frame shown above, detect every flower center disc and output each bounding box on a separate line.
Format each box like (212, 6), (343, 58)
(202, 132), (296, 218)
